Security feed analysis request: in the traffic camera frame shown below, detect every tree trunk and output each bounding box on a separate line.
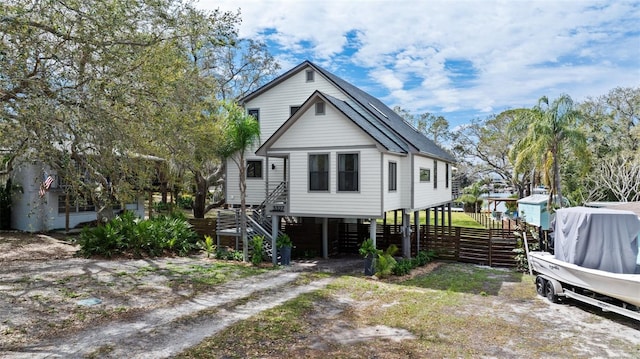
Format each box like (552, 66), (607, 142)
(239, 154), (248, 262)
(160, 181), (168, 204)
(192, 171), (208, 219)
(96, 198), (115, 224)
(553, 149), (563, 207)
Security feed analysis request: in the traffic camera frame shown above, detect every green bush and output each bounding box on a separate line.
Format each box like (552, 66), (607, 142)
(392, 258), (414, 276)
(177, 195), (194, 209)
(198, 235), (216, 258)
(391, 250), (437, 276)
(77, 212), (198, 258)
(215, 248), (243, 261)
(250, 235), (264, 266)
(375, 244), (398, 278)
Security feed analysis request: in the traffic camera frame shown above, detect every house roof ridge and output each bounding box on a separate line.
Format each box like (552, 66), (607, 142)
(307, 62), (455, 163)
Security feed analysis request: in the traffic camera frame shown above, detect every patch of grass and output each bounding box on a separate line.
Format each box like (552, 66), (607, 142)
(402, 262), (523, 296)
(134, 262), (272, 293)
(178, 263), (583, 359)
(59, 287), (82, 299)
(176, 291), (320, 359)
(377, 211), (485, 228)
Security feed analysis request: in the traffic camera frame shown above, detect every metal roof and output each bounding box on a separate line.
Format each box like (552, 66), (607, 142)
(245, 60), (456, 163)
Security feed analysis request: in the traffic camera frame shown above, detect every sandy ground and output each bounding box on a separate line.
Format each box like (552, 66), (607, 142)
(1, 231), (639, 358)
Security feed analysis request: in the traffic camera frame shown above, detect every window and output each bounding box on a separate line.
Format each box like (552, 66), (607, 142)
(338, 153), (359, 192)
(58, 193), (95, 214)
(306, 69), (315, 82)
(433, 160), (438, 189)
(290, 106), (301, 116)
(309, 154), (329, 191)
(248, 109), (259, 123)
(419, 168), (430, 182)
(388, 162), (397, 191)
(246, 160), (262, 179)
(315, 102), (325, 115)
(445, 163), (449, 188)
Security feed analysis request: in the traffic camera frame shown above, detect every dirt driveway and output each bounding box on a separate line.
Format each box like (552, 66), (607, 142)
(1, 231), (639, 358)
(0, 231), (359, 358)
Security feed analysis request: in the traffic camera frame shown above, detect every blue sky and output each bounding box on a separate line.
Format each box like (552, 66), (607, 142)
(196, 0), (640, 129)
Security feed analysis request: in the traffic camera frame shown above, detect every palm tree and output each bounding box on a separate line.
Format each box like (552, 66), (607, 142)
(218, 101), (261, 262)
(459, 181), (487, 213)
(510, 95), (587, 208)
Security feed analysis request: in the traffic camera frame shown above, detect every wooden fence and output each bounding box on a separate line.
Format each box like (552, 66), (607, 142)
(189, 217), (520, 268)
(336, 222), (519, 268)
(189, 218), (237, 248)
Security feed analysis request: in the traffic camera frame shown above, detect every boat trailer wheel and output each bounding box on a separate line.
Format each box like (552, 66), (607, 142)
(535, 276), (546, 296)
(545, 279), (559, 303)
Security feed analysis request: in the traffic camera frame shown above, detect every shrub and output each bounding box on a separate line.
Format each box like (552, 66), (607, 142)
(512, 222), (540, 273)
(198, 235), (216, 258)
(391, 250), (437, 276)
(77, 212), (198, 258)
(250, 235), (264, 266)
(375, 244), (398, 278)
(153, 201), (173, 213)
(392, 258), (413, 276)
(78, 222), (124, 258)
(276, 233), (292, 248)
(215, 247), (243, 261)
(177, 195), (194, 209)
(358, 238), (380, 258)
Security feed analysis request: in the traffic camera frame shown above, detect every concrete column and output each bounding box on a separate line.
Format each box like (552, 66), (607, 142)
(414, 210), (420, 254)
(370, 219), (377, 248)
(322, 217), (329, 259)
(271, 215), (279, 265)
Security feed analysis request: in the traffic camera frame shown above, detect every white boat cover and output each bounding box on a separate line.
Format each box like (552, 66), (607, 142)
(553, 207), (640, 274)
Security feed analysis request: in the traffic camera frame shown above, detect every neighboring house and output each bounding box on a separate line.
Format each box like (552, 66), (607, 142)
(10, 163), (145, 232)
(225, 61), (456, 257)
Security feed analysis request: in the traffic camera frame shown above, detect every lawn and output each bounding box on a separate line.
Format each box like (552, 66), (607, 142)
(377, 211), (485, 228)
(176, 262), (638, 359)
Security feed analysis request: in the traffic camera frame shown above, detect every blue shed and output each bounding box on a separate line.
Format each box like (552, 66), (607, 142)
(517, 194), (550, 229)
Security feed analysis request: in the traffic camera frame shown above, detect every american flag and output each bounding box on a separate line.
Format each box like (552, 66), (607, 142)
(39, 175), (54, 198)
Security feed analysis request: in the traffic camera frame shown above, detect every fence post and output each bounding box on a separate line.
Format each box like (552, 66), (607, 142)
(488, 228), (493, 266)
(455, 227), (461, 261)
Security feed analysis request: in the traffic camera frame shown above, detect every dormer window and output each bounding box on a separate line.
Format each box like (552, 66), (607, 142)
(315, 102), (325, 115)
(306, 69), (315, 82)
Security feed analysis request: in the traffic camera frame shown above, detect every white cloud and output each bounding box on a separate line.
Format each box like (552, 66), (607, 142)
(196, 0), (640, 126)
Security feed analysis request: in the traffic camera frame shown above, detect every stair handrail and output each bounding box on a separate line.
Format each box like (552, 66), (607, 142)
(259, 181), (287, 210)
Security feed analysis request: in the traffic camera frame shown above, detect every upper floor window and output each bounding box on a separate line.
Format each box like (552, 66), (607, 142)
(309, 154), (329, 191)
(290, 106), (301, 116)
(445, 163), (449, 188)
(246, 160), (263, 179)
(338, 153), (359, 192)
(389, 162), (397, 191)
(248, 109), (259, 123)
(419, 168), (430, 182)
(315, 102), (325, 115)
(306, 69), (315, 82)
(433, 160), (438, 189)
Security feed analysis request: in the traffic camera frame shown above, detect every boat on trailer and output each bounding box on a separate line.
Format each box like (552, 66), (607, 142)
(528, 207), (640, 321)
